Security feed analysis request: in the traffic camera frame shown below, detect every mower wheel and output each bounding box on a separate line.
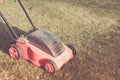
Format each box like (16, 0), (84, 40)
(8, 44), (21, 59)
(67, 44), (77, 56)
(43, 60), (58, 73)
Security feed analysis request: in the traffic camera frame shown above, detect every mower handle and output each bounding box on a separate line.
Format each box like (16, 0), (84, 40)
(0, 11), (19, 39)
(17, 0), (36, 30)
(0, 12), (1, 15)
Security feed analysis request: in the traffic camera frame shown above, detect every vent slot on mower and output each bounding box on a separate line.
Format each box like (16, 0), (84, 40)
(51, 42), (65, 56)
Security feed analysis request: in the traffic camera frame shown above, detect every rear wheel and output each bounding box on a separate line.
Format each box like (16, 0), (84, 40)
(8, 44), (21, 59)
(67, 44), (77, 56)
(43, 60), (58, 73)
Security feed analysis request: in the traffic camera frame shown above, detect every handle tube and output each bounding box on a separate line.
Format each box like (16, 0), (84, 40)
(0, 12), (18, 39)
(18, 0), (36, 30)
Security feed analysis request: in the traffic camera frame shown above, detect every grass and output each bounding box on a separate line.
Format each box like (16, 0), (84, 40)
(0, 0), (120, 80)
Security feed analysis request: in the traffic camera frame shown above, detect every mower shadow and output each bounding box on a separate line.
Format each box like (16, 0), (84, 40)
(0, 22), (26, 54)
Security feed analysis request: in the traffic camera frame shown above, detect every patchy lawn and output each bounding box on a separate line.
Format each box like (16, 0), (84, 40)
(0, 0), (120, 80)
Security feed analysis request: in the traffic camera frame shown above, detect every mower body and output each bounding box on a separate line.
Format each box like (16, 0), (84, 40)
(10, 29), (74, 72)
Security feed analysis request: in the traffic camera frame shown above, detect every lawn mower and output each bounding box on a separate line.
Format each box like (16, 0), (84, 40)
(0, 0), (76, 73)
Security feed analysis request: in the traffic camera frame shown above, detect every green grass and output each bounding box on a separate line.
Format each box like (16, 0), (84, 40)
(0, 0), (120, 80)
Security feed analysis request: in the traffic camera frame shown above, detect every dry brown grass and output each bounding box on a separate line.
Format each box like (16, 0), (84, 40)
(0, 0), (120, 80)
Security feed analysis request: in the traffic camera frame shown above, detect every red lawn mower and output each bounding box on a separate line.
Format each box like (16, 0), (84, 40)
(0, 0), (76, 73)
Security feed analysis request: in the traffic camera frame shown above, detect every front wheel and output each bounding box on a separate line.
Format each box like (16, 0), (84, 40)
(43, 60), (58, 73)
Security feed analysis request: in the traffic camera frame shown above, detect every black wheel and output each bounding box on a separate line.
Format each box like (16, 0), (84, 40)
(67, 44), (77, 56)
(8, 44), (21, 59)
(43, 60), (58, 73)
